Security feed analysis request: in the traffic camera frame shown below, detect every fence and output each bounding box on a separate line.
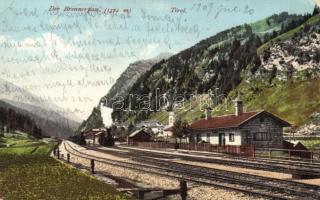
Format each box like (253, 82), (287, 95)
(128, 142), (254, 157)
(254, 148), (320, 163)
(130, 142), (177, 149)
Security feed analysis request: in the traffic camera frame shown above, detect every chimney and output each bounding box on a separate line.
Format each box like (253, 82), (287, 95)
(234, 96), (243, 116)
(205, 107), (212, 120)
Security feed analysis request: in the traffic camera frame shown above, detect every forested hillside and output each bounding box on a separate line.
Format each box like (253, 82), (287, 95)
(0, 78), (80, 137)
(0, 100), (78, 138)
(79, 8), (320, 135)
(110, 11), (313, 125)
(78, 53), (171, 131)
(0, 100), (42, 138)
(149, 12), (320, 135)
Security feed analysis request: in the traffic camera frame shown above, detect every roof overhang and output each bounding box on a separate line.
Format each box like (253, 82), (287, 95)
(191, 110), (291, 131)
(239, 111), (291, 128)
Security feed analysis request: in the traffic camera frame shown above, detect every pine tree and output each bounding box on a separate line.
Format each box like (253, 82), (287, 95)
(172, 119), (191, 143)
(0, 125), (4, 137)
(127, 122), (135, 134)
(32, 125), (42, 139)
(313, 5), (320, 16)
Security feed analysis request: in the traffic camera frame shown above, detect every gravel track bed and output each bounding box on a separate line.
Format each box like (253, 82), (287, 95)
(59, 141), (262, 200)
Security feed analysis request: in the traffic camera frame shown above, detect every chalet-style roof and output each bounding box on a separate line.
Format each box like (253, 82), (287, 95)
(283, 140), (308, 150)
(83, 131), (104, 137)
(128, 129), (151, 138)
(191, 111), (291, 130)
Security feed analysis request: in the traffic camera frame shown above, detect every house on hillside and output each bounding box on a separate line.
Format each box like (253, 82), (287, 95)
(190, 97), (291, 148)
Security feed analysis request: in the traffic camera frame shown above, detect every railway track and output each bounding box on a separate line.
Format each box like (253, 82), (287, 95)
(172, 148), (320, 167)
(62, 141), (320, 200)
(114, 146), (320, 176)
(86, 145), (320, 196)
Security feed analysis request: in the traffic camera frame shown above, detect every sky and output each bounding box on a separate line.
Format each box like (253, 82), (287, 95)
(0, 0), (316, 120)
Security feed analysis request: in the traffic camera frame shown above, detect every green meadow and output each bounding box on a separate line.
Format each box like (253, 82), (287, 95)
(0, 132), (131, 200)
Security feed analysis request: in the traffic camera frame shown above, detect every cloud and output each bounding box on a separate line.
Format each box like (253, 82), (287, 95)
(0, 35), (6, 43)
(41, 33), (81, 56)
(0, 33), (82, 65)
(0, 33), (80, 54)
(139, 43), (159, 59)
(84, 29), (93, 37)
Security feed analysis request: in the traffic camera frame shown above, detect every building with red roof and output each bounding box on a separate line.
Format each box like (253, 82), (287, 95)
(190, 97), (291, 148)
(83, 128), (106, 145)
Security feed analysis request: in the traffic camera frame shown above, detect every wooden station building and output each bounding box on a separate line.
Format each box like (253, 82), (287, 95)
(190, 97), (291, 148)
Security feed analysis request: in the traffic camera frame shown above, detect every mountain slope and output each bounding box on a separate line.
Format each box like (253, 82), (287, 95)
(0, 78), (81, 123)
(151, 14), (320, 131)
(110, 12), (311, 124)
(0, 78), (80, 137)
(78, 53), (172, 132)
(77, 107), (104, 132)
(0, 100), (73, 138)
(104, 52), (172, 106)
(228, 14), (320, 132)
(78, 11), (318, 134)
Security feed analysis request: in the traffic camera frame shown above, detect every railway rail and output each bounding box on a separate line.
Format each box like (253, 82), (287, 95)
(61, 141), (320, 200)
(115, 146), (320, 177)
